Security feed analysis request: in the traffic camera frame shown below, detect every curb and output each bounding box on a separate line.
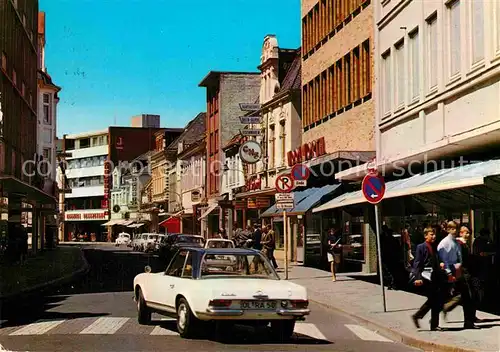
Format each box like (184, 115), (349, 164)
(0, 247), (90, 302)
(307, 296), (479, 352)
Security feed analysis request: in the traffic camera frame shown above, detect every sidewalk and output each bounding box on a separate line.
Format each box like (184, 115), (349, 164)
(281, 264), (500, 352)
(0, 246), (89, 300)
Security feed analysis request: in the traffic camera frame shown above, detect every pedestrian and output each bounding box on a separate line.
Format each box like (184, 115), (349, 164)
(437, 221), (477, 329)
(411, 227), (447, 331)
(326, 229), (341, 282)
(251, 224), (262, 251)
(262, 224), (278, 269)
(217, 228), (227, 239)
(442, 226), (481, 327)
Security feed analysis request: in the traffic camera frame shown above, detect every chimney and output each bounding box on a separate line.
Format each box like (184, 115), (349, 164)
(38, 12), (46, 72)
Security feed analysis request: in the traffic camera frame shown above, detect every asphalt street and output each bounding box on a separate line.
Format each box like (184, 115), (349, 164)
(0, 245), (421, 352)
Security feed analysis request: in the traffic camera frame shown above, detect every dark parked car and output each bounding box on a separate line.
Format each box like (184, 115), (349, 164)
(158, 234), (205, 263)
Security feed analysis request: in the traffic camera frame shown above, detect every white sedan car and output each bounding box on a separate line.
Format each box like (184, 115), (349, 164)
(115, 233), (131, 246)
(204, 238), (235, 249)
(133, 248), (310, 340)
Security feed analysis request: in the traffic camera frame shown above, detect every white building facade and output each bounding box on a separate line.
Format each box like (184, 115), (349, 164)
(57, 130), (109, 241)
(374, 0), (500, 172)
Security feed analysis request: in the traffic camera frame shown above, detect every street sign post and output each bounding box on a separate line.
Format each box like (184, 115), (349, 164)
(239, 103), (261, 111)
(362, 171), (387, 312)
(240, 129), (262, 136)
(291, 163), (310, 187)
(275, 175), (296, 280)
(239, 116), (261, 124)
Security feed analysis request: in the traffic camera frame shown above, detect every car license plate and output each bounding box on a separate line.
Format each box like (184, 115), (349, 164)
(240, 300), (277, 310)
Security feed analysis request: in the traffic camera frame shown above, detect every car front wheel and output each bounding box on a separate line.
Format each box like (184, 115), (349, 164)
(136, 288), (151, 325)
(176, 298), (198, 338)
(270, 320), (295, 341)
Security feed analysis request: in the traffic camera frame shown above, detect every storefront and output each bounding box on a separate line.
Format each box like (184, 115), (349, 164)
(64, 209), (109, 241)
(261, 184), (340, 266)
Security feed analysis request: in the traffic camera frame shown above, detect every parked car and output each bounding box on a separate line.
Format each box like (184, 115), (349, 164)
(204, 238), (235, 249)
(132, 233), (148, 251)
(144, 234), (160, 252)
(133, 248), (310, 340)
(158, 234), (205, 263)
(115, 233), (131, 247)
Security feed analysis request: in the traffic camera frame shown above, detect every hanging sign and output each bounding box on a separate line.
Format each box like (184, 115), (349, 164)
(239, 140), (262, 164)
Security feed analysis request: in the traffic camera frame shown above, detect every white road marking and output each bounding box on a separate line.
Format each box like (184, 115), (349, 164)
(345, 324), (392, 342)
(9, 319), (65, 336)
(150, 326), (178, 335)
(294, 322), (327, 340)
(79, 317), (129, 334)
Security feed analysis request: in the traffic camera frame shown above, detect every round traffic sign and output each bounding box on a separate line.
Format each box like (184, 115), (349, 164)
(291, 163), (310, 181)
(362, 173), (386, 204)
(275, 174), (294, 193)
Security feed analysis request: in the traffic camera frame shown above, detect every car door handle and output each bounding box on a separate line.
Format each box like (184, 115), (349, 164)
(170, 284), (175, 288)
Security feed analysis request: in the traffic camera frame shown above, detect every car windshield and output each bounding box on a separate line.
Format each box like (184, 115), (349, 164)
(120, 234), (129, 238)
(178, 236), (203, 245)
(207, 240), (233, 248)
(149, 235), (158, 240)
(200, 253), (279, 280)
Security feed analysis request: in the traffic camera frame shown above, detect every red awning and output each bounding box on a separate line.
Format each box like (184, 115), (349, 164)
(159, 217), (181, 233)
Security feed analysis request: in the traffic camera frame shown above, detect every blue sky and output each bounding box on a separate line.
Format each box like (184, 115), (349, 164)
(40, 0), (300, 135)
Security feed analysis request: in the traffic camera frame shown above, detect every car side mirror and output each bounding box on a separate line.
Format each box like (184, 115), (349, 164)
(144, 265), (152, 273)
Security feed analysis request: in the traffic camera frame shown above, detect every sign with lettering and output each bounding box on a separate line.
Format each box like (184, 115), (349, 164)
(246, 177), (261, 191)
(240, 129), (261, 136)
(239, 140), (262, 164)
(239, 116), (261, 124)
(65, 211), (108, 221)
(287, 137), (326, 167)
(130, 177), (138, 206)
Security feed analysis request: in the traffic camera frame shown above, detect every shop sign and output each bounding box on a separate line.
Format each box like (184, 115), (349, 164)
(130, 177), (138, 206)
(247, 198), (258, 209)
(239, 140), (262, 164)
(234, 200), (246, 209)
(65, 211), (108, 221)
(256, 197), (270, 208)
(246, 177), (261, 191)
(287, 137), (326, 167)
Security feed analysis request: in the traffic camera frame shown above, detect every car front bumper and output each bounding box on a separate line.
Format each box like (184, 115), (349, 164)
(196, 308), (310, 321)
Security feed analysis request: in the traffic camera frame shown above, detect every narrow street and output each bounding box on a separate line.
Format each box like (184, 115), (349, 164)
(0, 245), (419, 352)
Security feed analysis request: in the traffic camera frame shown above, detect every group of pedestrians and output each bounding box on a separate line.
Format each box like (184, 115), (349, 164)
(411, 221), (484, 331)
(232, 223), (278, 269)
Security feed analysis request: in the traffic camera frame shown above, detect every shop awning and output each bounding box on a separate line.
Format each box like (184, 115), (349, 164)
(261, 184), (340, 217)
(101, 219), (123, 226)
(159, 216), (181, 233)
(313, 159), (500, 213)
(0, 176), (57, 205)
(198, 203), (218, 220)
(128, 222), (145, 228)
(121, 220), (136, 226)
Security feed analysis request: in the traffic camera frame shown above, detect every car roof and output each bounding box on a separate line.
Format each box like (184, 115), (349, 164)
(207, 238), (233, 241)
(182, 247), (258, 255)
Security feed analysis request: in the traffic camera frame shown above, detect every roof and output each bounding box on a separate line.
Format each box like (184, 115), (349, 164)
(223, 134), (244, 150)
(38, 70), (61, 92)
(198, 71), (260, 87)
(38, 12), (45, 35)
(279, 49), (301, 92)
(166, 112), (206, 152)
(65, 129), (108, 139)
(134, 150), (155, 161)
(187, 247), (261, 255)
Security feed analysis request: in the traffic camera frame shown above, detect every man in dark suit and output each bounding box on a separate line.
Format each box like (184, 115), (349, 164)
(252, 224), (262, 251)
(411, 227), (447, 331)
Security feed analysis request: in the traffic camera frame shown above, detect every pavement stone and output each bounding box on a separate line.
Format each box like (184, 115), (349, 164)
(281, 264), (500, 352)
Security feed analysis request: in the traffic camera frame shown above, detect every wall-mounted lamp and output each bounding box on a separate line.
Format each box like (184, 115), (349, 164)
(297, 215), (303, 219)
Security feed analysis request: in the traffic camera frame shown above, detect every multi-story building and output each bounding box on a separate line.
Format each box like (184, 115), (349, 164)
(109, 151), (153, 235)
(158, 113), (206, 234)
(61, 130), (109, 241)
(0, 0), (58, 252)
(37, 12), (60, 240)
(297, 0), (377, 271)
(233, 35), (303, 242)
(198, 71), (260, 237)
(131, 114), (160, 128)
(146, 128), (184, 232)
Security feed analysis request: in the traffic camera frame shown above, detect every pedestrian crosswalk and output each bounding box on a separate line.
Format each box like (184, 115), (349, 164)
(0, 317), (393, 343)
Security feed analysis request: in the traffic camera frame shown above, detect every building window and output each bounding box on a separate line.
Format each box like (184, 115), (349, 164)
(43, 129), (52, 144)
(43, 148), (51, 163)
(409, 29), (420, 101)
(426, 14), (438, 91)
(471, 0), (484, 64)
(394, 40), (405, 107)
(382, 51), (391, 115)
(269, 125), (275, 168)
(1, 52), (6, 72)
(448, 0), (461, 76)
(43, 94), (51, 123)
(279, 120), (286, 165)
